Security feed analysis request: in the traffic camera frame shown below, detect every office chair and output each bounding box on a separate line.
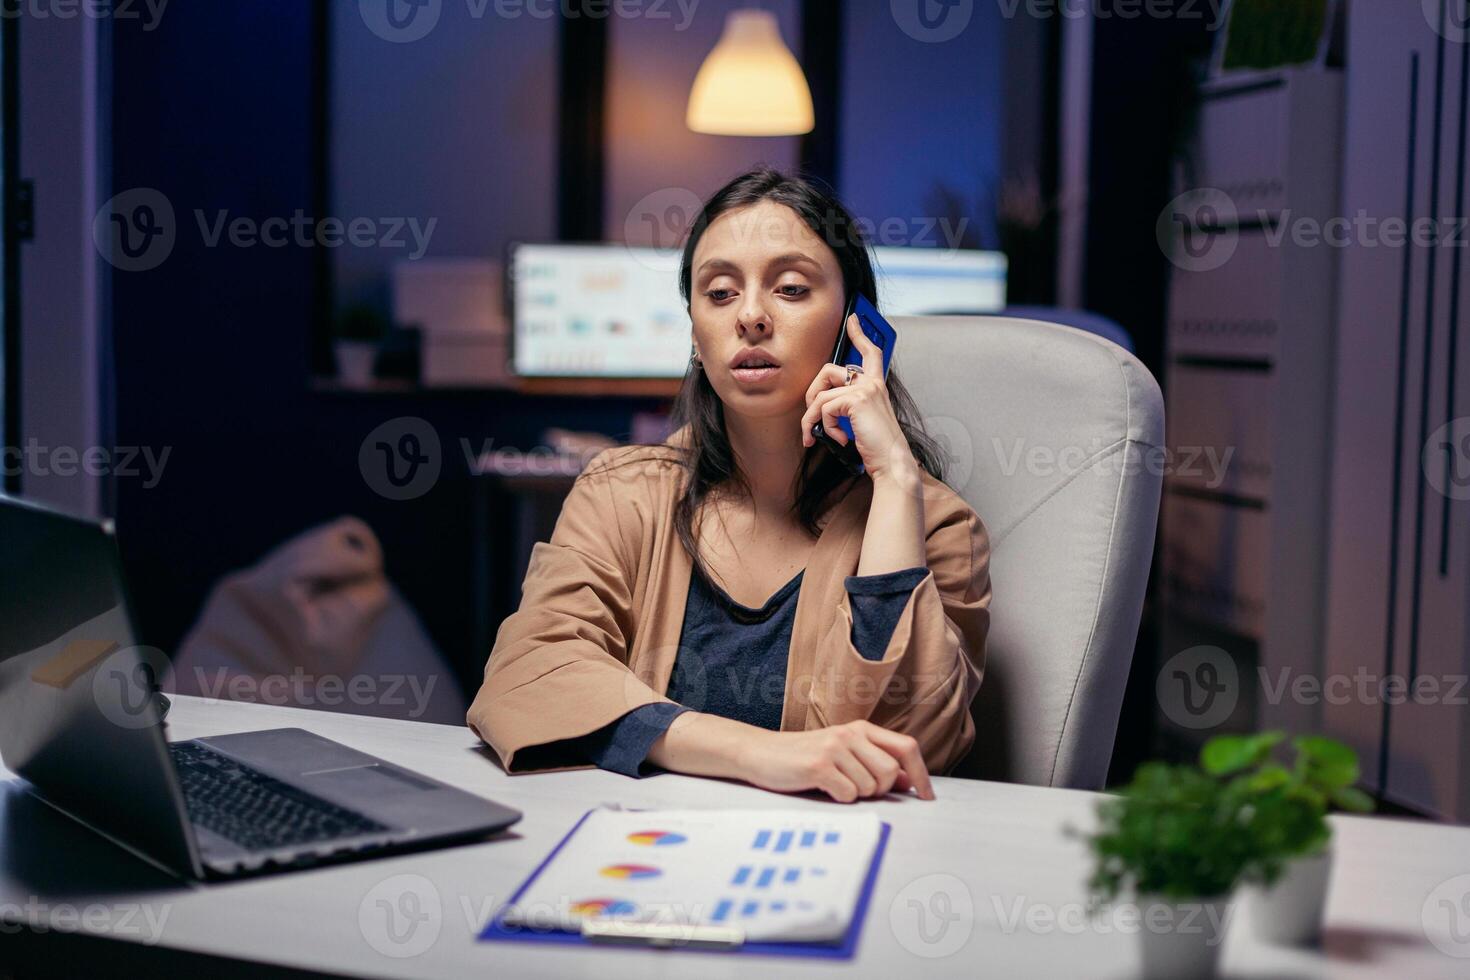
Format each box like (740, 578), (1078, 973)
(997, 305), (1134, 353)
(894, 316), (1164, 790)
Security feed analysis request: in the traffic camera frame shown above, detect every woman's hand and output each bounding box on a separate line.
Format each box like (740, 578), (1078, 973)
(737, 720), (936, 802)
(648, 712), (935, 802)
(800, 311), (920, 488)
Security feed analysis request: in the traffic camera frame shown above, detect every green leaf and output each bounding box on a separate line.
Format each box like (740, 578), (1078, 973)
(1294, 735), (1356, 768)
(1330, 786), (1375, 813)
(1295, 736), (1360, 788)
(1294, 825), (1332, 856)
(1202, 731), (1283, 775)
(1303, 755), (1357, 785)
(1246, 763), (1290, 793)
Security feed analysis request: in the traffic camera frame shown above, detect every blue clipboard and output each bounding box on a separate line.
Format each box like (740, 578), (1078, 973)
(478, 808), (892, 959)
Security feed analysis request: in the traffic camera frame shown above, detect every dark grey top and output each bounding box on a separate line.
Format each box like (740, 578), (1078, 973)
(564, 562), (930, 777)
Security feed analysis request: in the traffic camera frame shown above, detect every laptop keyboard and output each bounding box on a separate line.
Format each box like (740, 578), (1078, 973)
(169, 741), (391, 852)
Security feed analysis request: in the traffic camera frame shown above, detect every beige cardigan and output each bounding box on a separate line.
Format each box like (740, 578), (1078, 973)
(467, 426), (992, 775)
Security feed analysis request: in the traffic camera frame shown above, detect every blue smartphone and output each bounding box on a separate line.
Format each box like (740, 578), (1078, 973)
(810, 293), (898, 475)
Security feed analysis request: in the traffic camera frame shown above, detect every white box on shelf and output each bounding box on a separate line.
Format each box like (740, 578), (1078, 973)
(393, 259), (506, 337)
(422, 330), (511, 388)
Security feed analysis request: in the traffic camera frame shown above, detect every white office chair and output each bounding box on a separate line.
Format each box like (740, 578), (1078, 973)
(894, 316), (1165, 789)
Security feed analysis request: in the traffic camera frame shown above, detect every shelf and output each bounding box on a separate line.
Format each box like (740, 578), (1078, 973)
(310, 376), (684, 398)
(512, 376), (683, 398)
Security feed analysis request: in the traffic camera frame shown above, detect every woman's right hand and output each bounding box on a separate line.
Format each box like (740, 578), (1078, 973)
(737, 720), (936, 802)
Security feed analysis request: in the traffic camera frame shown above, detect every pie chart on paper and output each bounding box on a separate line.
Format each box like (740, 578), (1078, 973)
(626, 830), (687, 846)
(570, 898), (638, 917)
(599, 863), (662, 880)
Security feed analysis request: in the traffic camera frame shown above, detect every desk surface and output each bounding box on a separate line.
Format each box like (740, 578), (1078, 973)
(2, 697), (1467, 979)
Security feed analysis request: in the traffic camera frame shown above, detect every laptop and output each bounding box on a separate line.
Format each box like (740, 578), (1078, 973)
(0, 495), (521, 880)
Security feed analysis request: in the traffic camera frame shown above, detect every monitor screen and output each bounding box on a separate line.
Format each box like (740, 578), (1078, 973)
(508, 243), (1008, 380)
(871, 246), (1007, 316)
(510, 243), (690, 378)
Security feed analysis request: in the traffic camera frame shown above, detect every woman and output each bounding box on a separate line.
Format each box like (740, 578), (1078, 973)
(467, 168), (991, 803)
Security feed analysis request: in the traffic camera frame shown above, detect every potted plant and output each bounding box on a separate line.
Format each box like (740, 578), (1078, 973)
(1201, 731), (1373, 945)
(334, 304), (388, 387)
(1078, 760), (1256, 979)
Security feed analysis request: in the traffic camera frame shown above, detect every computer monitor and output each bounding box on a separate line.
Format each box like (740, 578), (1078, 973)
(509, 243), (690, 378)
(871, 246), (1007, 316)
(507, 242), (1009, 380)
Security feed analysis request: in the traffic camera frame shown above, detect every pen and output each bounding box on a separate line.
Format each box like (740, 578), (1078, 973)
(580, 919), (745, 950)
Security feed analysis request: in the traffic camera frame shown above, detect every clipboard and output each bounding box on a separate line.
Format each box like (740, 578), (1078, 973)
(478, 808), (892, 959)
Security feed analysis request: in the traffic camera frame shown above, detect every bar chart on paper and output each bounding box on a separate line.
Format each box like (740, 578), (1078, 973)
(492, 808), (885, 943)
(750, 828), (844, 851)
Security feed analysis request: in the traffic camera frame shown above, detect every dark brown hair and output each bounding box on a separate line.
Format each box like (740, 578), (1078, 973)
(609, 167), (948, 585)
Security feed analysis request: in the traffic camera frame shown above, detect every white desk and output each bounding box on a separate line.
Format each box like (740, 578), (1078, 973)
(2, 696), (1467, 978)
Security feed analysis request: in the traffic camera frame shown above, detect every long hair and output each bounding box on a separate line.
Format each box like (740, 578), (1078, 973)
(614, 167), (949, 585)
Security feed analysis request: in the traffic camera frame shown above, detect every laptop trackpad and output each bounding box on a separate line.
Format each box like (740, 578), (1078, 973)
(304, 764), (440, 805)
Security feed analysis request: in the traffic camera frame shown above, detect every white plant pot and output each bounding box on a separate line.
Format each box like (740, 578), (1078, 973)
(1134, 893), (1234, 980)
(1245, 846), (1333, 945)
(335, 340), (377, 386)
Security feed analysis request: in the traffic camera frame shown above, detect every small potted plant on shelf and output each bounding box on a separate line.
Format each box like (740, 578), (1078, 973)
(1201, 731), (1373, 946)
(334, 304), (388, 387)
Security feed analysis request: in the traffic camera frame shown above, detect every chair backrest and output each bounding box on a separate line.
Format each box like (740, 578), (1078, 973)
(893, 316), (1164, 789)
(999, 305), (1135, 353)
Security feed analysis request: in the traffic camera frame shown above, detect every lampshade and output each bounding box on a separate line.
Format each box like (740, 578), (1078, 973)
(686, 10), (814, 136)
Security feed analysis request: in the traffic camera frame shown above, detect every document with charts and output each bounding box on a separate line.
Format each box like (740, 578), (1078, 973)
(496, 808), (885, 943)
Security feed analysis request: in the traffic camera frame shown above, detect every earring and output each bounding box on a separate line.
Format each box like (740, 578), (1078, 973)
(690, 347), (703, 368)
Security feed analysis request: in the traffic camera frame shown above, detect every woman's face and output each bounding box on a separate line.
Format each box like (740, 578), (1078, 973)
(689, 199), (846, 421)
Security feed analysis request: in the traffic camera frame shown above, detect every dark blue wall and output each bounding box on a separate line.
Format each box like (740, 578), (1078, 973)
(109, 3), (1009, 698)
(838, 3), (1005, 249)
(109, 4), (659, 698)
